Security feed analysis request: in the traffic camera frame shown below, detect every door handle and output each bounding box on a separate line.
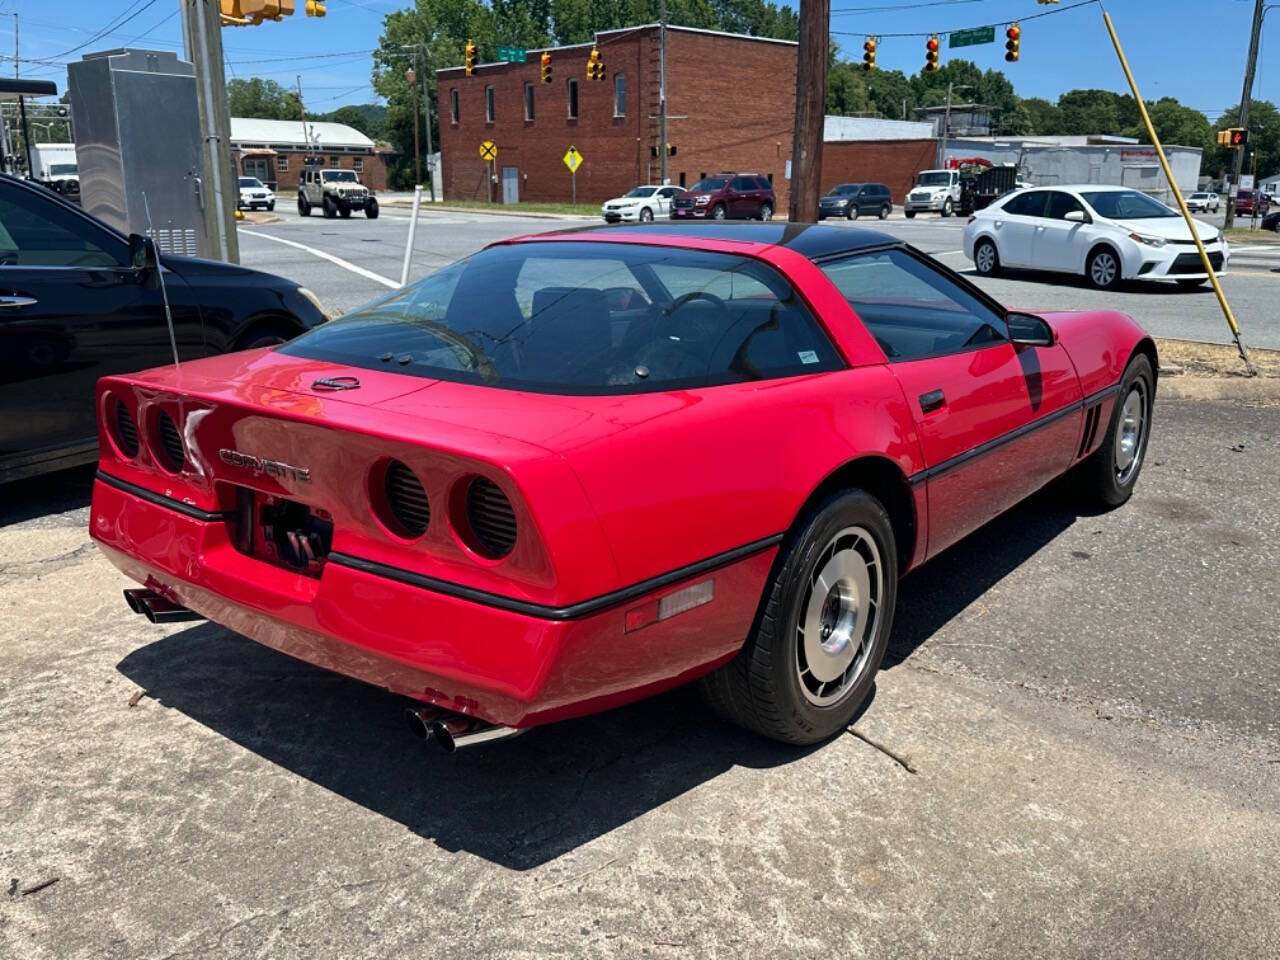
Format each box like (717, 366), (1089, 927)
(0, 295), (38, 309)
(919, 389), (945, 414)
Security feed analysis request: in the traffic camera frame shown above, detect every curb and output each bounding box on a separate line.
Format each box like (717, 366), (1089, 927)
(380, 202), (590, 220)
(240, 212), (281, 225)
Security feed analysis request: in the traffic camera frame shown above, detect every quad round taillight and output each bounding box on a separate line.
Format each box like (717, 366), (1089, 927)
(380, 459), (430, 538)
(153, 410), (186, 473)
(464, 477), (517, 559)
(110, 398), (139, 458)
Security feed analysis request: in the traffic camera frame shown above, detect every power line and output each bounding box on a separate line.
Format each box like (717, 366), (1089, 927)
(831, 0), (1098, 37)
(832, 0), (987, 13)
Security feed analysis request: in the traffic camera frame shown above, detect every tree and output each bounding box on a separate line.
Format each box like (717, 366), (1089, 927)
(323, 105), (384, 140)
(1125, 97), (1213, 156)
(1023, 97), (1060, 136)
(1213, 99), (1279, 180)
(1056, 88), (1138, 136)
(228, 77), (299, 120)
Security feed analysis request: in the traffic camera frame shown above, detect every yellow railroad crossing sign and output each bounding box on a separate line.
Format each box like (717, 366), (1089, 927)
(479, 140), (498, 162)
(562, 145), (583, 174)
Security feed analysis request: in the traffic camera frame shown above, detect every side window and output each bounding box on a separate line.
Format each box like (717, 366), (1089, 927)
(1046, 191), (1085, 220)
(820, 248), (1007, 361)
(1003, 191), (1049, 217)
(0, 187), (123, 267)
(730, 177), (753, 191)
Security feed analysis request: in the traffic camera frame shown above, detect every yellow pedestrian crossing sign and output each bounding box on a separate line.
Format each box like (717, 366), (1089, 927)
(479, 140), (498, 162)
(562, 146), (583, 173)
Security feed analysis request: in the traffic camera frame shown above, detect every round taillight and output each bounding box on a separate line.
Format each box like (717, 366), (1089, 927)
(465, 477), (517, 559)
(153, 410), (186, 473)
(111, 398), (139, 458)
(380, 459), (430, 538)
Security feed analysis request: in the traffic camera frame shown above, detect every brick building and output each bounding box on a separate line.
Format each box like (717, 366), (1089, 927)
(229, 118), (393, 193)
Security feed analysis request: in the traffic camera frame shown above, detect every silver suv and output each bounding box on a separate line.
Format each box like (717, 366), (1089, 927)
(298, 168), (379, 219)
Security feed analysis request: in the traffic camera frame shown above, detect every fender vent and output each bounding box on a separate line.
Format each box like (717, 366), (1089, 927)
(155, 411), (185, 472)
(466, 477), (517, 558)
(384, 460), (430, 537)
(113, 400), (139, 458)
(1077, 404), (1102, 459)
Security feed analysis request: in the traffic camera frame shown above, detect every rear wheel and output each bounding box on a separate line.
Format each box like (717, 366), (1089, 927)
(759, 203), (773, 221)
(236, 320), (296, 351)
(879, 204), (890, 220)
(1087, 246), (1122, 290)
(699, 489), (897, 745)
(974, 238), (1001, 277)
(1079, 354), (1154, 508)
(297, 193), (311, 217)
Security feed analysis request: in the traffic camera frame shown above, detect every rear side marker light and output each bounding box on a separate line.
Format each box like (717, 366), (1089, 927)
(112, 399), (139, 458)
(625, 580), (714, 633)
(382, 459), (430, 538)
(465, 476), (517, 559)
(154, 410), (186, 473)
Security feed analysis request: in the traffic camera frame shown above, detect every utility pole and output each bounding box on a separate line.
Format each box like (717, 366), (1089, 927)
(940, 82), (954, 167)
(407, 60), (421, 187)
(659, 0), (668, 184)
(788, 0), (828, 222)
(420, 45), (435, 200)
(181, 0), (239, 263)
(14, 13), (18, 78)
(1224, 0), (1265, 229)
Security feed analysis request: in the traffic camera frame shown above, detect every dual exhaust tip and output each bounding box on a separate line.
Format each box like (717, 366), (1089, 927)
(123, 588), (204, 624)
(404, 706), (521, 753)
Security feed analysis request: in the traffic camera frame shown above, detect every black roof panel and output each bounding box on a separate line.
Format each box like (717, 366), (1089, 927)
(541, 221), (898, 260)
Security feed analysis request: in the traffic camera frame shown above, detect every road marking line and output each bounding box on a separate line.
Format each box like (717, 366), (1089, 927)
(239, 228), (399, 288)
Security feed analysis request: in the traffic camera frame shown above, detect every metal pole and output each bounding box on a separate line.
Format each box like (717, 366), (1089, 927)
(571, 169), (576, 205)
(400, 183), (422, 286)
(421, 44), (435, 201)
(940, 82), (953, 167)
(297, 74), (308, 157)
(411, 59), (421, 187)
(17, 95), (33, 176)
(13, 13), (18, 78)
(1102, 8), (1255, 376)
(659, 0), (668, 184)
(186, 0), (237, 263)
(1224, 0), (1265, 229)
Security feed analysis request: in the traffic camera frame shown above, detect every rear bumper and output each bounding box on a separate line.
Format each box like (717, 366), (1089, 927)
(91, 475), (774, 728)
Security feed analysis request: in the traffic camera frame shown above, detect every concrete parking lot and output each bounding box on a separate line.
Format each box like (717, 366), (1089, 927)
(2, 395), (1277, 958)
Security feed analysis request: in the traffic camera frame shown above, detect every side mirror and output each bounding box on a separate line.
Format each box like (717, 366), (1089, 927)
(1064, 209), (1090, 224)
(129, 233), (158, 272)
(1008, 312), (1056, 347)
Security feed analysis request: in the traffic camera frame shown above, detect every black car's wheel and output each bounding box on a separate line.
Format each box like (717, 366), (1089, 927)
(879, 204), (890, 220)
(366, 198), (379, 219)
(700, 489), (897, 745)
(339, 202), (352, 218)
(759, 203), (773, 221)
(1079, 353), (1155, 508)
(846, 204), (857, 220)
(236, 321), (296, 351)
(941, 198), (954, 217)
(904, 210), (916, 219)
(297, 194), (311, 217)
(1086, 246), (1122, 290)
(974, 238), (1001, 277)
(711, 204), (727, 220)
(323, 196), (337, 219)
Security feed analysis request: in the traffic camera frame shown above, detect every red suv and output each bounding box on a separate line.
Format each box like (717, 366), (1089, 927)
(671, 173), (776, 221)
(1235, 189), (1270, 217)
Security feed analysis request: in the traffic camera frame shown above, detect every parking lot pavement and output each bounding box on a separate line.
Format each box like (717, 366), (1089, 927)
(238, 211), (1280, 349)
(2, 397), (1277, 958)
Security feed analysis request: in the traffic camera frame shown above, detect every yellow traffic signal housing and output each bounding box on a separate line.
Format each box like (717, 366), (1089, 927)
(587, 46), (606, 80)
(863, 37), (876, 72)
(925, 35), (939, 72)
(1005, 23), (1020, 62)
(305, 0), (324, 16)
(465, 41), (477, 76)
(540, 51), (553, 84)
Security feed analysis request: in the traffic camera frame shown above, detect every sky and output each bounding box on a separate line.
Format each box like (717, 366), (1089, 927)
(3, 0), (1275, 121)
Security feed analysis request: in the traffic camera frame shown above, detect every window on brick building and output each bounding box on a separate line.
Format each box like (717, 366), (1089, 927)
(277, 157), (288, 172)
(450, 88), (459, 124)
(524, 83), (535, 121)
(353, 157), (363, 172)
(614, 74), (626, 117)
(567, 78), (578, 119)
(330, 156), (340, 166)
(485, 85), (495, 123)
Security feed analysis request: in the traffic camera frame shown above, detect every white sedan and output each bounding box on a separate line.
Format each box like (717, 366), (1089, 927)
(964, 185), (1228, 290)
(601, 185), (682, 223)
(1186, 192), (1220, 213)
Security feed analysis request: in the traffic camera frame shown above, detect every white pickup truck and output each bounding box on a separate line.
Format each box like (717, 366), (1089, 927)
(904, 169), (961, 218)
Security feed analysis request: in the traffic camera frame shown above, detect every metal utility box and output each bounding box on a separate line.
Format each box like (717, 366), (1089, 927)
(68, 49), (207, 257)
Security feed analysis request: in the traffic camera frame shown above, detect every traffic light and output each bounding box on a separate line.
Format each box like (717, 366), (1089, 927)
(587, 46), (605, 80)
(925, 35), (939, 72)
(1230, 128), (1249, 147)
(650, 143), (677, 158)
(465, 40), (476, 76)
(540, 51), (553, 84)
(863, 37), (876, 72)
(1005, 23), (1020, 62)
(304, 0), (324, 16)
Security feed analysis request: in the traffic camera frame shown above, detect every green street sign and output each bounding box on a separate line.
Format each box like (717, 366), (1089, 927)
(496, 45), (527, 63)
(949, 26), (994, 48)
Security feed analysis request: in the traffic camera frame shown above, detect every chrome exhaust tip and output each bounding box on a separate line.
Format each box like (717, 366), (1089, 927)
(405, 706), (445, 740)
(404, 706), (522, 752)
(122, 589), (203, 624)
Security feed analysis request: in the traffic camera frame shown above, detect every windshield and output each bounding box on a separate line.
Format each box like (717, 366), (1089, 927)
(687, 178), (727, 193)
(1081, 190), (1177, 219)
(322, 170), (358, 182)
(1190, 193), (1210, 199)
(49, 163), (78, 176)
(625, 187), (657, 198)
(278, 241), (842, 395)
(917, 172), (952, 187)
(829, 184), (861, 196)
(239, 178), (262, 188)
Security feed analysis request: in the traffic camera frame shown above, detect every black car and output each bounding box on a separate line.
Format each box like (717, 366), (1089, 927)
(1262, 209), (1280, 233)
(0, 175), (328, 483)
(819, 183), (893, 220)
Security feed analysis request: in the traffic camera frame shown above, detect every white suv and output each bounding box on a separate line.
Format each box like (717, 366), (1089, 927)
(238, 177), (276, 211)
(1186, 192), (1220, 213)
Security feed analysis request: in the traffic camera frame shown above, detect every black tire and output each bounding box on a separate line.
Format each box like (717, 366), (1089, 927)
(879, 204), (890, 220)
(236, 321), (296, 351)
(267, 200), (275, 211)
(759, 203), (773, 221)
(1086, 246), (1122, 290)
(1175, 278), (1206, 289)
(846, 204), (857, 220)
(973, 237), (1001, 277)
(711, 204), (726, 220)
(297, 194), (311, 217)
(941, 198), (953, 217)
(366, 198), (379, 219)
(1079, 353), (1155, 508)
(640, 207), (654, 222)
(323, 196), (337, 219)
(904, 210), (916, 219)
(339, 203), (352, 219)
(699, 489), (898, 745)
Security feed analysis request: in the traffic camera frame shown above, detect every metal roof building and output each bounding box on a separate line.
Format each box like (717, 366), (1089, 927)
(229, 118), (375, 152)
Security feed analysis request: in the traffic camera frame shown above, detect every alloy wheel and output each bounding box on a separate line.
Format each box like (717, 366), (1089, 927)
(1114, 381), (1148, 484)
(1090, 252), (1118, 287)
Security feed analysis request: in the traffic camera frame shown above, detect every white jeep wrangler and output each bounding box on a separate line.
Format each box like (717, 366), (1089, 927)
(298, 167), (379, 219)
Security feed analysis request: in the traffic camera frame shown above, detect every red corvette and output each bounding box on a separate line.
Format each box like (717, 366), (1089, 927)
(90, 224), (1156, 749)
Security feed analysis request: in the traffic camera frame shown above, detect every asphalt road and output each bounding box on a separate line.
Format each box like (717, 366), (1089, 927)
(237, 203), (1280, 349)
(1, 397), (1277, 958)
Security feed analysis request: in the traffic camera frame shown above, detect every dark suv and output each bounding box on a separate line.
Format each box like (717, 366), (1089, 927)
(819, 182), (892, 220)
(671, 173), (775, 221)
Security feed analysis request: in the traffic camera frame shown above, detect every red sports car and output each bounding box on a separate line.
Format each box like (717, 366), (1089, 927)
(90, 224), (1156, 749)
